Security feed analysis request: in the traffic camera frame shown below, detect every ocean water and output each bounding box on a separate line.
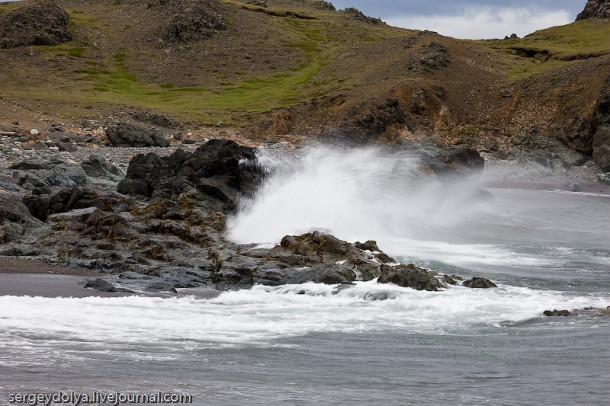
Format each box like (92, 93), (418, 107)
(1, 147), (609, 405)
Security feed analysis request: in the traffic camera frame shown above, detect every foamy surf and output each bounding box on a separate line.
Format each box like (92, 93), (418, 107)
(0, 281), (606, 364)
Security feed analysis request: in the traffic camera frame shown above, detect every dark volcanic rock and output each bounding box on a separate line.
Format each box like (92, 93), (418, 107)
(463, 277), (497, 289)
(256, 263), (357, 286)
(11, 158), (88, 189)
(23, 186), (126, 221)
(0, 0), (72, 48)
(378, 263), (443, 291)
(161, 1), (226, 42)
(409, 42), (449, 74)
(105, 122), (169, 147)
(81, 155), (124, 183)
(409, 143), (485, 178)
(344, 7), (382, 24)
(118, 139), (264, 213)
(576, 0), (610, 20)
(543, 309), (571, 317)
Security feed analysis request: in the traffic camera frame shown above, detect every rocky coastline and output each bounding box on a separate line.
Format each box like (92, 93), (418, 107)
(1, 119), (608, 299)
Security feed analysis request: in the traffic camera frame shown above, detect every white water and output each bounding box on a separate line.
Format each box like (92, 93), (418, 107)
(0, 282), (606, 361)
(229, 146), (491, 245)
(228, 146), (610, 272)
(2, 146), (610, 404)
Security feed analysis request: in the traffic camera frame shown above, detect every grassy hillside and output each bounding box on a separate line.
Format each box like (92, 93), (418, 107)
(1, 0), (609, 153)
(0, 0), (408, 124)
(478, 19), (610, 81)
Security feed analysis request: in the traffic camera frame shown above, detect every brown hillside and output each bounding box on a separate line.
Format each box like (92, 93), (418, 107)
(0, 0), (609, 168)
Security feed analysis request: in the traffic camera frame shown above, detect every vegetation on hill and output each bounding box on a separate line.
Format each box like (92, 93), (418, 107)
(1, 0), (609, 166)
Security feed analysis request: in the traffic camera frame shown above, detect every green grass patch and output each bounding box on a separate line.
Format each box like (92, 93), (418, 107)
(479, 19), (610, 81)
(69, 47), (85, 58)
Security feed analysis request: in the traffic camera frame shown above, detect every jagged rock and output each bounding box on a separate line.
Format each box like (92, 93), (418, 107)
(576, 0), (610, 20)
(409, 42), (449, 73)
(0, 202), (42, 243)
(274, 231), (393, 280)
(356, 97), (406, 135)
(344, 7), (382, 24)
(23, 186), (125, 221)
(315, 1), (335, 11)
(0, 0), (72, 48)
(543, 309), (571, 317)
(378, 263), (443, 291)
(12, 159), (88, 189)
(105, 122), (169, 147)
(161, 1), (226, 42)
(593, 126), (610, 172)
(81, 154), (124, 183)
(409, 143), (485, 178)
(462, 277), (497, 289)
(257, 263), (357, 286)
(118, 139), (264, 213)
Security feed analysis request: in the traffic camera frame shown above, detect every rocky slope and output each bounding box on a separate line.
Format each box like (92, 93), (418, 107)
(0, 0), (608, 177)
(577, 0), (610, 20)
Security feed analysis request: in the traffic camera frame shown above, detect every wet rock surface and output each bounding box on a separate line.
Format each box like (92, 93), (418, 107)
(9, 130), (592, 294)
(463, 277), (498, 289)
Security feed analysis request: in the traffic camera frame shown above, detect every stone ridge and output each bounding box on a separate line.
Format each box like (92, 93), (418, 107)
(577, 0), (610, 20)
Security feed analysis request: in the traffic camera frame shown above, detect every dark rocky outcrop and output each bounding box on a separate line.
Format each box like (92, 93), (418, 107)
(161, 0), (226, 42)
(11, 158), (88, 189)
(576, 0), (610, 20)
(81, 155), (124, 184)
(0, 0), (72, 48)
(407, 143), (485, 178)
(343, 7), (382, 24)
(23, 186), (127, 221)
(105, 122), (170, 147)
(543, 309), (571, 317)
(408, 42), (449, 74)
(462, 277), (497, 289)
(378, 263), (443, 291)
(117, 139), (264, 213)
(592, 78), (610, 171)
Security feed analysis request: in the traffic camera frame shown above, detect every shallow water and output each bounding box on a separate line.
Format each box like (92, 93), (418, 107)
(1, 147), (609, 405)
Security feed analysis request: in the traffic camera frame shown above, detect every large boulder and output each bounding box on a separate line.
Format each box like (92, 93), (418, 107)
(416, 144), (485, 178)
(462, 277), (497, 289)
(576, 0), (610, 20)
(377, 263), (443, 291)
(117, 139), (264, 213)
(81, 155), (124, 184)
(23, 186), (125, 221)
(161, 0), (226, 42)
(0, 0), (72, 48)
(105, 122), (170, 147)
(272, 232), (394, 280)
(11, 158), (88, 189)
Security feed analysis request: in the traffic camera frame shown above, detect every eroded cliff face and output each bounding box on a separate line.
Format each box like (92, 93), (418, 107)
(577, 0), (610, 20)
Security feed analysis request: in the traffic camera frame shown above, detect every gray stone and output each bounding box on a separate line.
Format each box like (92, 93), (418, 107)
(81, 154), (124, 183)
(378, 263), (443, 291)
(105, 122), (170, 147)
(463, 277), (497, 289)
